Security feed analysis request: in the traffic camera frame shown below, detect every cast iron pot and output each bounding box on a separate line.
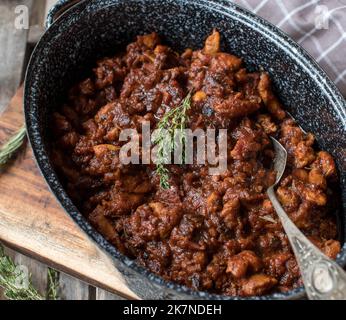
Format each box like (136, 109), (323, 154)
(24, 0), (346, 300)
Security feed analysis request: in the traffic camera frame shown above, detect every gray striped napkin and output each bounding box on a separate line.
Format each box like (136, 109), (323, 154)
(233, 0), (346, 96)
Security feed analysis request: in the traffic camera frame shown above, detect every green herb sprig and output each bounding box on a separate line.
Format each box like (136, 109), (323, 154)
(154, 92), (192, 189)
(0, 125), (26, 168)
(0, 245), (44, 300)
(0, 245), (60, 300)
(47, 268), (60, 300)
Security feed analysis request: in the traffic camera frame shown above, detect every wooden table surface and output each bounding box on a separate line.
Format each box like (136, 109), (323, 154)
(0, 0), (136, 300)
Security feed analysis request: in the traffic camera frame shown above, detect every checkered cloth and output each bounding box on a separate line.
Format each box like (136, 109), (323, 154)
(232, 0), (346, 97)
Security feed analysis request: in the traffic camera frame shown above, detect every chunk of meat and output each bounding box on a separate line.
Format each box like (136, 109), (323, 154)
(241, 274), (278, 296)
(322, 240), (340, 259)
(230, 120), (267, 160)
(257, 114), (277, 134)
(126, 201), (183, 247)
(312, 151), (337, 179)
(280, 119), (316, 168)
(226, 251), (262, 278)
(103, 192), (144, 217)
(138, 32), (160, 49)
(266, 253), (292, 278)
(210, 53), (242, 73)
(220, 198), (240, 230)
(258, 73), (286, 120)
(276, 186), (300, 211)
(308, 168), (327, 189)
(213, 93), (261, 119)
(303, 186), (327, 206)
(204, 29), (220, 55)
(294, 140), (316, 168)
(93, 57), (126, 89)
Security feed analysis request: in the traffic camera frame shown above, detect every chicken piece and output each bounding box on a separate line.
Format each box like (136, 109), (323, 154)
(207, 192), (222, 214)
(122, 174), (152, 194)
(312, 151), (337, 179)
(126, 200), (182, 246)
(214, 93), (261, 119)
(322, 240), (340, 259)
(210, 53), (242, 73)
(94, 102), (115, 123)
(303, 186), (327, 206)
(226, 251), (262, 278)
(257, 114), (277, 134)
(280, 119), (316, 168)
(266, 253), (292, 277)
(93, 144), (120, 157)
(204, 29), (220, 55)
(230, 119), (268, 160)
(292, 169), (309, 183)
(220, 197), (240, 230)
(294, 139), (316, 168)
(241, 274), (277, 296)
(258, 73), (286, 120)
(276, 186), (300, 210)
(138, 32), (160, 49)
(93, 57), (126, 89)
(103, 192), (144, 217)
(308, 168), (327, 189)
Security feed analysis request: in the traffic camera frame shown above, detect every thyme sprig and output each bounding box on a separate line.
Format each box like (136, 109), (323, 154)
(0, 125), (26, 168)
(154, 92), (192, 189)
(0, 245), (43, 300)
(47, 268), (60, 300)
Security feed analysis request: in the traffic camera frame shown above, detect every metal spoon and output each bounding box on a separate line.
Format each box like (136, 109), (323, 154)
(267, 137), (346, 300)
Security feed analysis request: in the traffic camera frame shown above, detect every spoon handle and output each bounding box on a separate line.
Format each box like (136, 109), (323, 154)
(267, 186), (346, 300)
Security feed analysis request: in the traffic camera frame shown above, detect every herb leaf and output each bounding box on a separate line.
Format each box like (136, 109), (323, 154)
(0, 245), (44, 300)
(0, 125), (26, 168)
(47, 268), (60, 300)
(154, 92), (192, 189)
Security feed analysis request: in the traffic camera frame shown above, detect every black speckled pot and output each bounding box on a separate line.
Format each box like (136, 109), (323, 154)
(24, 0), (346, 300)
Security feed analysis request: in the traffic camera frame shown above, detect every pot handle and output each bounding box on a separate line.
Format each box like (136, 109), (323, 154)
(45, 0), (81, 29)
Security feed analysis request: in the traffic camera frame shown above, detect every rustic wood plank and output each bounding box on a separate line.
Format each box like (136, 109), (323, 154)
(0, 88), (138, 300)
(0, 0), (96, 301)
(59, 273), (90, 300)
(0, 0), (32, 113)
(30, 0), (46, 26)
(96, 288), (125, 300)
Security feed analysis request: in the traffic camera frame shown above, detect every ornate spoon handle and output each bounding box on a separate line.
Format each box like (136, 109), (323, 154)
(267, 186), (346, 300)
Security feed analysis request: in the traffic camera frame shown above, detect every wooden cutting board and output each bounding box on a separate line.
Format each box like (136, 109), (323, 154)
(0, 87), (139, 300)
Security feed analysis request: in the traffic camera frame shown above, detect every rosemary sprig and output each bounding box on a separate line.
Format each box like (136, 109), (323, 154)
(0, 245), (44, 300)
(0, 125), (26, 168)
(47, 268), (60, 300)
(154, 91), (192, 189)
